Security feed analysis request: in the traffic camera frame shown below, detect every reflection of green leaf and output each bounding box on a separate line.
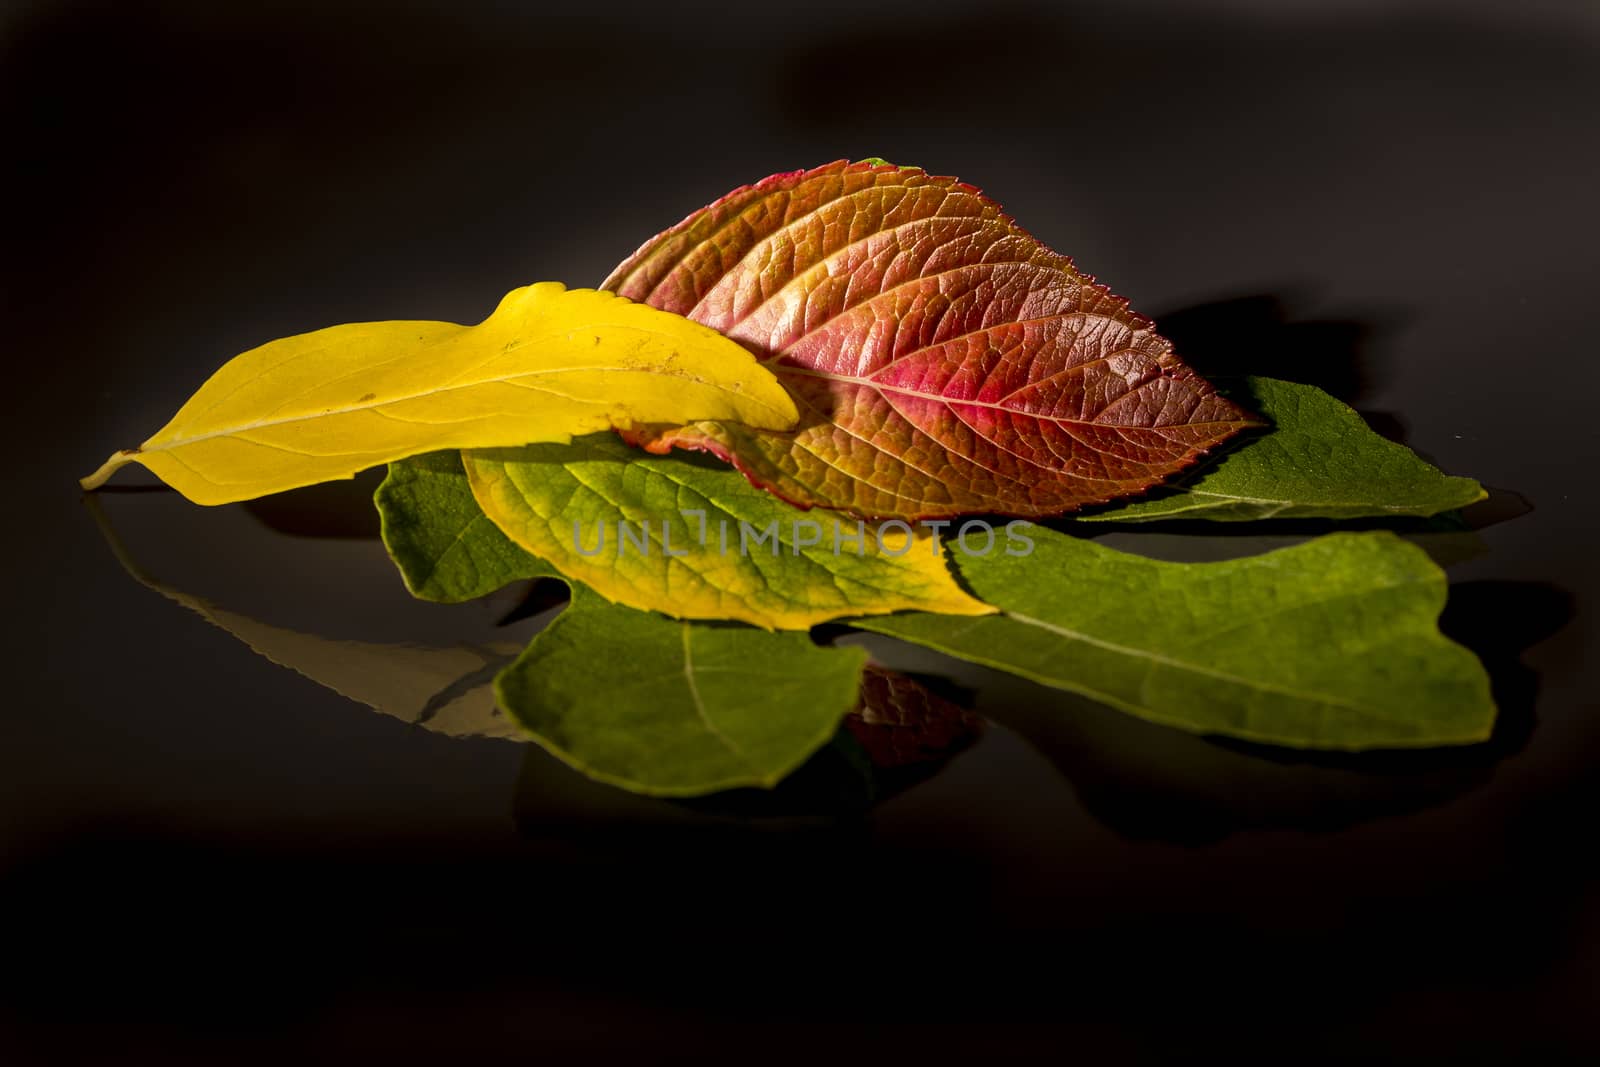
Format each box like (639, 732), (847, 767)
(973, 673), (1500, 842)
(1083, 377), (1485, 522)
(858, 528), (1494, 750)
(86, 497), (527, 740)
(497, 585), (868, 796)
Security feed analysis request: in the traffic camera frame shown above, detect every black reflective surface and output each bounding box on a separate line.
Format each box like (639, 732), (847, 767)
(6, 1), (1599, 1061)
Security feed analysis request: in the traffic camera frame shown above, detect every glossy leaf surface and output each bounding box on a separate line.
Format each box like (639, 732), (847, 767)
(605, 160), (1260, 520)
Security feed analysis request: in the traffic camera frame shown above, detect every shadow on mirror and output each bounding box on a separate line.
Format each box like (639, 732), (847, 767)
(241, 467), (386, 539)
(1074, 512), (1494, 570)
(1154, 294), (1387, 408)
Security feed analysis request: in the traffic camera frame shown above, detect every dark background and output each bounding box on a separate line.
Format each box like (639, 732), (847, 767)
(4, 0), (1598, 1062)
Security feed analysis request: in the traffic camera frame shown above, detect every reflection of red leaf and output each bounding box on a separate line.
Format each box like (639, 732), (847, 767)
(605, 160), (1261, 520)
(845, 665), (982, 771)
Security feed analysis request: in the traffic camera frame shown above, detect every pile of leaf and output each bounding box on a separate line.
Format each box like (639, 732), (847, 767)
(82, 160), (1495, 797)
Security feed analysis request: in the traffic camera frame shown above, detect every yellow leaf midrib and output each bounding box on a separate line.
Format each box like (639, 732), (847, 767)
(147, 362), (716, 453)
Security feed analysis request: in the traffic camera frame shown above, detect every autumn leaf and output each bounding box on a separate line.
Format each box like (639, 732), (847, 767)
(80, 283), (797, 505)
(858, 528), (1495, 750)
(604, 159), (1261, 520)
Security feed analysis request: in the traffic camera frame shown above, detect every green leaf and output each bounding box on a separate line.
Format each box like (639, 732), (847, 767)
(856, 528), (1494, 750)
(1083, 377), (1485, 522)
(377, 450), (556, 602)
(498, 584), (869, 796)
(459, 435), (993, 629)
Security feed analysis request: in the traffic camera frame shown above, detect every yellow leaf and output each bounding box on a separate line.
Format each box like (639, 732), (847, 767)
(79, 282), (799, 505)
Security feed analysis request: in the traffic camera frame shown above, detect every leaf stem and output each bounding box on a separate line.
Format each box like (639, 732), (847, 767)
(79, 449), (140, 491)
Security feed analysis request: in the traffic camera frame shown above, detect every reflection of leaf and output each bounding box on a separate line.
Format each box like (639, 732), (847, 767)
(605, 160), (1260, 520)
(93, 490), (924, 799)
(461, 436), (993, 629)
(87, 497), (527, 740)
(80, 283), (797, 505)
(983, 679), (1504, 843)
(678, 664), (984, 818)
(858, 528), (1495, 749)
(1084, 377), (1485, 522)
(845, 665), (983, 772)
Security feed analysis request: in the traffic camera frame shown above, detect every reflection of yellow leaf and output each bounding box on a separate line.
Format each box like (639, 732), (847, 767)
(80, 283), (798, 505)
(87, 497), (529, 741)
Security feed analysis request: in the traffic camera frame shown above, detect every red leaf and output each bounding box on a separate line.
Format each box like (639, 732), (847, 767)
(604, 160), (1261, 520)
